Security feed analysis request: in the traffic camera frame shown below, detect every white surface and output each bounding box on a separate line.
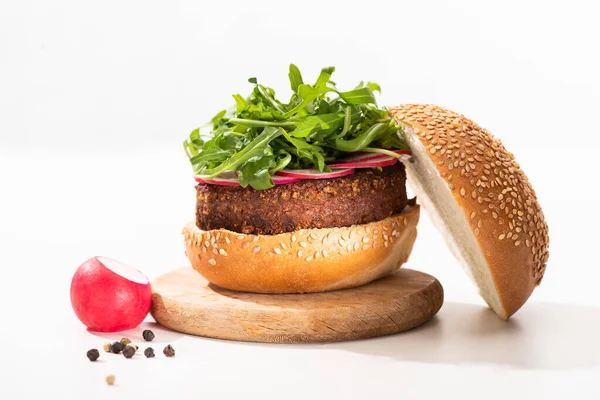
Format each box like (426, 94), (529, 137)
(1, 0), (599, 399)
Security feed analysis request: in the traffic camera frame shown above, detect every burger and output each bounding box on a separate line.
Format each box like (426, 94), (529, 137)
(181, 65), (549, 320)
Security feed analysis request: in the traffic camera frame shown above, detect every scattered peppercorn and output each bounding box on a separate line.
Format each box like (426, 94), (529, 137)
(163, 344), (175, 357)
(120, 338), (131, 346)
(106, 375), (115, 385)
(142, 330), (155, 342)
(86, 349), (100, 361)
(103, 343), (112, 353)
(110, 341), (124, 354)
(144, 347), (155, 358)
(122, 345), (136, 359)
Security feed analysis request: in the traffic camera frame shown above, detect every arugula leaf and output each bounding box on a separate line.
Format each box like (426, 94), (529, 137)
(367, 82), (381, 93)
(184, 65), (408, 189)
(232, 94), (247, 113)
(288, 64), (304, 93)
(337, 87), (377, 105)
(315, 66), (335, 87)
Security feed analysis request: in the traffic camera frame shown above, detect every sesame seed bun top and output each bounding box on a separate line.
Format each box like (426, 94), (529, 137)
(389, 104), (549, 319)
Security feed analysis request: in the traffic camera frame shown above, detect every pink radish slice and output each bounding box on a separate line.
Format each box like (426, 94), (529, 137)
(332, 149), (412, 164)
(328, 155), (398, 169)
(272, 175), (301, 184)
(195, 176), (240, 186)
(333, 152), (387, 163)
(276, 168), (355, 179)
(195, 175), (301, 186)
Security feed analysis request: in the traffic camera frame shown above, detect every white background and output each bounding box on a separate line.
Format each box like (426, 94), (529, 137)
(1, 0), (599, 398)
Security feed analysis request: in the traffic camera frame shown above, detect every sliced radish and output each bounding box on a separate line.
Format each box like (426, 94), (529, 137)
(196, 174), (301, 186)
(333, 149), (412, 164)
(195, 176), (241, 186)
(275, 168), (355, 179)
(328, 155), (398, 169)
(70, 256), (152, 332)
(272, 175), (301, 185)
(333, 152), (388, 163)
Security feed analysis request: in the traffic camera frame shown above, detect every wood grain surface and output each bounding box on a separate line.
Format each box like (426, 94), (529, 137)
(150, 267), (444, 343)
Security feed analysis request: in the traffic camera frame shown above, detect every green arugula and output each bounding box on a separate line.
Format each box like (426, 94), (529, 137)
(183, 64), (408, 190)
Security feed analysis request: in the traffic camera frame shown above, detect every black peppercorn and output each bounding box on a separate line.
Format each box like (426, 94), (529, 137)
(87, 349), (100, 361)
(144, 347), (155, 358)
(163, 344), (175, 357)
(110, 341), (124, 354)
(122, 345), (136, 359)
(120, 338), (131, 346)
(142, 329), (155, 342)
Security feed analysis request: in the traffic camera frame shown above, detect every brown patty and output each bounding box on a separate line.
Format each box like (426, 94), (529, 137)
(195, 163), (408, 235)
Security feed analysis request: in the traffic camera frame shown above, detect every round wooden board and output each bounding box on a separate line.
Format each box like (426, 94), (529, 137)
(150, 267), (443, 344)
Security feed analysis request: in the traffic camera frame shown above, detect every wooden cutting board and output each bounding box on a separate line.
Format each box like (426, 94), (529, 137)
(150, 267), (443, 343)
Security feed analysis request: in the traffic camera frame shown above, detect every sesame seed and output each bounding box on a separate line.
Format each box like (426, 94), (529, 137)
(310, 233), (318, 240)
(202, 246), (207, 253)
(362, 245), (370, 250)
(314, 251), (320, 259)
(498, 234), (506, 240)
(253, 246), (260, 253)
(362, 237), (370, 243)
(384, 241), (389, 248)
(322, 250), (329, 257)
(515, 241), (521, 246)
(273, 248), (282, 255)
(296, 250), (303, 258)
(338, 238), (345, 247)
(219, 249), (228, 256)
(212, 248), (218, 255)
(291, 235), (297, 242)
(305, 255), (314, 262)
(347, 244), (352, 252)
(353, 242), (359, 251)
(299, 242), (307, 248)
(474, 228), (480, 237)
(225, 237), (231, 244)
(237, 235), (245, 240)
(242, 242), (250, 249)
(253, 236), (259, 242)
(280, 242), (287, 250)
(208, 259), (216, 265)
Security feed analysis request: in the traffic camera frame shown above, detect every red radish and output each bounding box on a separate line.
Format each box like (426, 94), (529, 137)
(275, 168), (355, 179)
(331, 152), (386, 163)
(195, 175), (301, 186)
(272, 175), (301, 184)
(328, 155), (398, 169)
(333, 149), (412, 164)
(70, 256), (152, 332)
(195, 176), (240, 186)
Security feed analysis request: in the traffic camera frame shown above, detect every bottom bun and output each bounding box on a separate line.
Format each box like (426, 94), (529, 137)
(182, 204), (420, 293)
